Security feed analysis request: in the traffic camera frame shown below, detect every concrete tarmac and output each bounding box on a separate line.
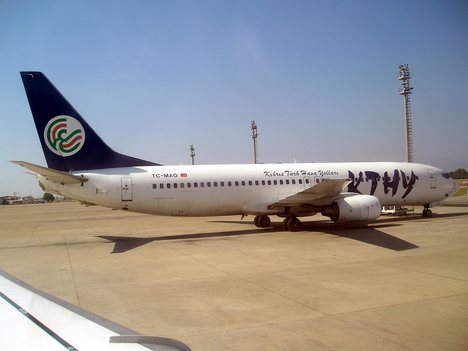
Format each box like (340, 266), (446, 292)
(1, 202), (467, 351)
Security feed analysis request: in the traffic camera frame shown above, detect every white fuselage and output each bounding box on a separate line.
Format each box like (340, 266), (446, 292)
(39, 162), (457, 218)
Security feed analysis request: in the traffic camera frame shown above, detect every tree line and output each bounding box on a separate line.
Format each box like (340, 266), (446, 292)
(445, 168), (468, 179)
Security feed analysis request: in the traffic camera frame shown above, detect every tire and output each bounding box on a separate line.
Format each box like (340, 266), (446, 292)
(285, 217), (302, 231)
(258, 215), (271, 228)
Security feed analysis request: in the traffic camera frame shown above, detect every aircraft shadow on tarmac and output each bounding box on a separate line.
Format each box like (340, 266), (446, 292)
(214, 221), (419, 252)
(97, 228), (277, 254)
(319, 224), (419, 251)
(97, 221), (414, 253)
(97, 212), (468, 254)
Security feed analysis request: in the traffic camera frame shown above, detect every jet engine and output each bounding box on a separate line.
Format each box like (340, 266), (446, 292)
(321, 195), (381, 222)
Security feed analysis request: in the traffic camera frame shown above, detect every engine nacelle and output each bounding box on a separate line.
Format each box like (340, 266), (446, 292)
(321, 195), (381, 223)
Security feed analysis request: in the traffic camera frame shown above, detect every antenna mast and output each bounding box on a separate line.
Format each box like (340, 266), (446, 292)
(398, 64), (414, 163)
(251, 120), (258, 164)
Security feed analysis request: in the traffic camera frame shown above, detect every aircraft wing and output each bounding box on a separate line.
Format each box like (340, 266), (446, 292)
(272, 179), (351, 207)
(11, 161), (88, 184)
(0, 270), (191, 351)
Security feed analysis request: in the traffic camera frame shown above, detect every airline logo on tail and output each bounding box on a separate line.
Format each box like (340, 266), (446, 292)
(44, 116), (85, 156)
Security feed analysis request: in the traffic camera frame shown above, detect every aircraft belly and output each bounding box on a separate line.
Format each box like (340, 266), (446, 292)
(153, 191), (245, 216)
(184, 197), (242, 216)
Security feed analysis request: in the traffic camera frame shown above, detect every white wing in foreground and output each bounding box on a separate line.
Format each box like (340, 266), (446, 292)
(0, 270), (190, 351)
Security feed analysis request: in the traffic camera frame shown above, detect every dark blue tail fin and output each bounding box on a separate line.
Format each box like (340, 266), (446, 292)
(20, 72), (160, 171)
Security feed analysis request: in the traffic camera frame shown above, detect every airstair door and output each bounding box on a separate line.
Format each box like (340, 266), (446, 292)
(121, 177), (133, 201)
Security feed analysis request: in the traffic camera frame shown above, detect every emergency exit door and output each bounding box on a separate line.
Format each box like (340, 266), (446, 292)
(121, 177), (133, 201)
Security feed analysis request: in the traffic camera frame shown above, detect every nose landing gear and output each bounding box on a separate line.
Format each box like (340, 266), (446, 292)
(422, 204), (433, 217)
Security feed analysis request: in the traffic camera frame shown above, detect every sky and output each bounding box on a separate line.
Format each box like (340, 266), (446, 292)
(1, 0), (467, 197)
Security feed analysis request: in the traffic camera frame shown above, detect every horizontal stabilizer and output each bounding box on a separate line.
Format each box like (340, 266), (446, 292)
(11, 161), (88, 184)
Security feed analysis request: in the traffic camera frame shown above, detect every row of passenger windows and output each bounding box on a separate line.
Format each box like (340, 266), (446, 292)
(152, 178), (310, 190)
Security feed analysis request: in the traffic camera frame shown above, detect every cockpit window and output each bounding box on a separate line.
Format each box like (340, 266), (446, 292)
(442, 172), (451, 179)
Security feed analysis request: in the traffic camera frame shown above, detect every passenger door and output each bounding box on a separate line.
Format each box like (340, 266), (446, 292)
(121, 177), (133, 201)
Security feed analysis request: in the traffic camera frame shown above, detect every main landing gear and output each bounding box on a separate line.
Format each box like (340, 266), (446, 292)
(253, 215), (302, 231)
(254, 215), (271, 228)
(283, 217), (302, 231)
(422, 204), (433, 217)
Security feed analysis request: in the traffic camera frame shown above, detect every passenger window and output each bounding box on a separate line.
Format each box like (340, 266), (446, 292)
(228, 181), (232, 186)
(153, 184), (157, 189)
(292, 179), (296, 185)
(220, 182), (224, 187)
(167, 183), (171, 189)
(207, 182), (211, 187)
(187, 183), (192, 188)
(267, 180), (271, 185)
(248, 181), (252, 186)
(194, 182), (198, 188)
(180, 183), (185, 188)
(160, 184), (164, 189)
(241, 181), (246, 186)
(235, 181), (239, 186)
(279, 180), (283, 185)
(298, 179), (302, 184)
(286, 180), (290, 185)
(262, 180), (265, 185)
(201, 182), (205, 188)
(174, 183), (178, 189)
(305, 179), (310, 184)
(255, 180), (259, 186)
(214, 182), (218, 187)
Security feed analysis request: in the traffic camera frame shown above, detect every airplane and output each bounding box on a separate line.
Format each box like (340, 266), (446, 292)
(0, 270), (191, 350)
(13, 72), (458, 231)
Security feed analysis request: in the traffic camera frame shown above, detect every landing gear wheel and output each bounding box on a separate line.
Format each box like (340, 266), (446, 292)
(254, 215), (271, 228)
(422, 204), (433, 217)
(422, 209), (433, 217)
(254, 215), (260, 227)
(283, 217), (302, 231)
